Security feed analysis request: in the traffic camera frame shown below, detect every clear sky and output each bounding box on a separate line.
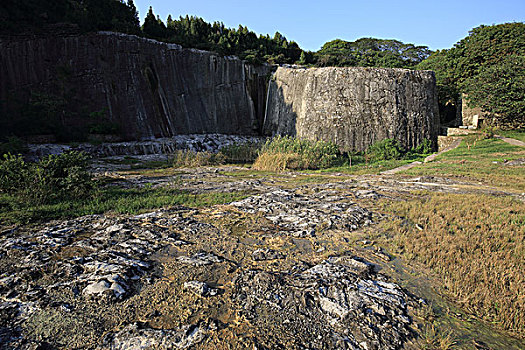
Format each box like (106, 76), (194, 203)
(132, 0), (524, 51)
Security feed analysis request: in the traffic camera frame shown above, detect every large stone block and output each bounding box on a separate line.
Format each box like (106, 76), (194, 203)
(264, 67), (440, 152)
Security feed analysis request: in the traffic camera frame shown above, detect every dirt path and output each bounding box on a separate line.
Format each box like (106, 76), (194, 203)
(495, 135), (525, 147)
(380, 138), (462, 175)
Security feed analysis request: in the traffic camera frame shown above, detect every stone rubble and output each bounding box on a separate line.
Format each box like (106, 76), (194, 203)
(101, 322), (215, 350)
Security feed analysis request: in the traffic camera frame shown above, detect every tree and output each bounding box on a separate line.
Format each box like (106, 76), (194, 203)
(142, 6), (167, 39)
(418, 22), (525, 125)
(466, 55), (525, 124)
(315, 38), (431, 68)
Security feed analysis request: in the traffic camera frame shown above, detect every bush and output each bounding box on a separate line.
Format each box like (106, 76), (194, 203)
(253, 136), (342, 171)
(410, 139), (433, 155)
(0, 151), (93, 205)
(366, 139), (404, 161)
(0, 136), (27, 157)
(172, 150), (226, 168)
(218, 141), (263, 164)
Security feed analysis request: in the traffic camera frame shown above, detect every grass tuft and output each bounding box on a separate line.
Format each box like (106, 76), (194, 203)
(253, 136), (343, 171)
(172, 150), (226, 168)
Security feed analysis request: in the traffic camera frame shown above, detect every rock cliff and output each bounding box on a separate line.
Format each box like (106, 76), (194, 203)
(1, 32), (440, 151)
(264, 67), (440, 151)
(0, 31), (271, 140)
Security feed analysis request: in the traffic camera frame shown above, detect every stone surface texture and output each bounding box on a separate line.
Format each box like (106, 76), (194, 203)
(264, 67), (440, 151)
(0, 31), (271, 140)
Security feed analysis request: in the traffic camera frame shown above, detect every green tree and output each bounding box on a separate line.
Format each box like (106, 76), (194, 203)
(418, 22), (525, 125)
(466, 55), (525, 124)
(142, 6), (167, 39)
(315, 38), (431, 68)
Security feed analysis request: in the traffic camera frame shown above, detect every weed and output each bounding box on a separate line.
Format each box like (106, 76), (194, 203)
(418, 324), (457, 350)
(219, 141), (263, 164)
(367, 138), (404, 161)
(0, 151), (93, 206)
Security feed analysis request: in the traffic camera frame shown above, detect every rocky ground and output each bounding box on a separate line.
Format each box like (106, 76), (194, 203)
(1, 164), (524, 349)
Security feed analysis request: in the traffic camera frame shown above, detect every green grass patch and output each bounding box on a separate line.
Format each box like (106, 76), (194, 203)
(497, 129), (525, 142)
(0, 186), (247, 225)
(402, 137), (525, 190)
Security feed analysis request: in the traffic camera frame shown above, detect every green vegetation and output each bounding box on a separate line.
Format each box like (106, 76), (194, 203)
(0, 151), (93, 206)
(366, 138), (404, 161)
(0, 0), (140, 34)
(403, 135), (525, 191)
(143, 9), (302, 65)
(382, 192), (525, 336)
(497, 129), (525, 142)
(417, 23), (525, 126)
(0, 185), (247, 225)
(0, 136), (27, 157)
(172, 150), (226, 168)
(219, 141), (263, 164)
(253, 136), (343, 171)
(252, 136), (433, 172)
(315, 38), (431, 68)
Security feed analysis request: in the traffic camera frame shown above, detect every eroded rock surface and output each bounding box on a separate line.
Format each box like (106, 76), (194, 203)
(0, 173), (424, 349)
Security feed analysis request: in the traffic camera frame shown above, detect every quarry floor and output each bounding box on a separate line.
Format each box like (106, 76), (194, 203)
(1, 155), (525, 349)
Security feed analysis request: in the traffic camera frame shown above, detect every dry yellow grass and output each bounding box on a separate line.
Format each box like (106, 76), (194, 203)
(382, 193), (525, 336)
(253, 152), (303, 172)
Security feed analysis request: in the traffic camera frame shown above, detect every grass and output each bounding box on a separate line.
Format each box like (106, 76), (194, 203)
(172, 149), (226, 168)
(403, 136), (525, 191)
(497, 129), (525, 142)
(253, 136), (342, 171)
(0, 186), (247, 225)
(381, 192), (525, 337)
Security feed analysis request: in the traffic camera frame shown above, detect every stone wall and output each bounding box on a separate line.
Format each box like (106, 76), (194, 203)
(0, 31), (271, 140)
(264, 67), (440, 152)
(461, 93), (489, 128)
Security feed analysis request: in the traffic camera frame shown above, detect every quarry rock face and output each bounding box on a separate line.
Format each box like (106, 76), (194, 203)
(0, 31), (271, 140)
(264, 67), (440, 151)
(1, 32), (440, 152)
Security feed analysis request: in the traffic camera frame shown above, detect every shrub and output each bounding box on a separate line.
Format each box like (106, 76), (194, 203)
(172, 150), (226, 168)
(366, 139), (404, 161)
(0, 151), (93, 205)
(0, 136), (27, 157)
(218, 141), (263, 164)
(253, 136), (342, 171)
(410, 139), (433, 155)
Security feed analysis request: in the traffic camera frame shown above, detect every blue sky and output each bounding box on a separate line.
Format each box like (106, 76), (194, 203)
(132, 0), (524, 51)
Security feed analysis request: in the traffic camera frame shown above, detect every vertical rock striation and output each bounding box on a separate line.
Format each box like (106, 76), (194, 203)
(0, 31), (271, 140)
(264, 67), (440, 152)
